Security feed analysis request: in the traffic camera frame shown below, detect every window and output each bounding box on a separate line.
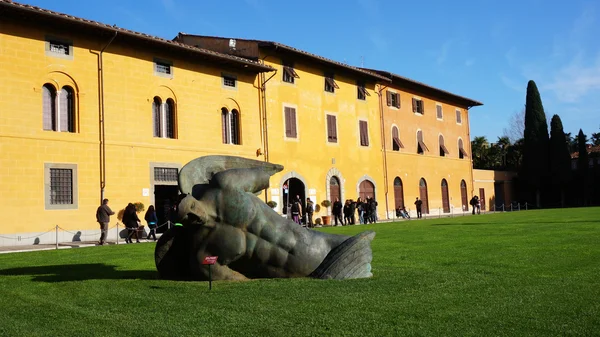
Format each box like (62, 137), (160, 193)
(417, 130), (429, 154)
(458, 138), (468, 159)
(284, 106), (297, 138)
(155, 61), (172, 75)
(324, 72), (338, 93)
(45, 37), (73, 59)
(44, 163), (78, 210)
(152, 97), (176, 139)
(456, 109), (462, 124)
(412, 98), (424, 114)
(392, 126), (404, 151)
(436, 104), (443, 119)
(154, 167), (179, 182)
(439, 134), (449, 157)
(43, 84), (76, 132)
(386, 91), (400, 108)
(326, 114), (338, 143)
(357, 81), (369, 100)
(221, 107), (241, 145)
(223, 75), (237, 88)
(282, 61), (299, 84)
(359, 120), (369, 146)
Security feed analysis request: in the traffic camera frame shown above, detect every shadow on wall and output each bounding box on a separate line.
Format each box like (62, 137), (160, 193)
(0, 263), (157, 282)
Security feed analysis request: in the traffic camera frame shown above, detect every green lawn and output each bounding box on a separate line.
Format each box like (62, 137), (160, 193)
(1, 208), (599, 337)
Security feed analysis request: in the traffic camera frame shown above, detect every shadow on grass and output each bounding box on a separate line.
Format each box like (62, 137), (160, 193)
(0, 263), (157, 282)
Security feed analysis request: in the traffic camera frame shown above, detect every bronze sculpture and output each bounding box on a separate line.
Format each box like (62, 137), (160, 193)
(155, 156), (375, 281)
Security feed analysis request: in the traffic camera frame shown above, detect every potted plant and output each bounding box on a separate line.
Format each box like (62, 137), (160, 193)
(320, 200), (332, 226)
(266, 200), (277, 209)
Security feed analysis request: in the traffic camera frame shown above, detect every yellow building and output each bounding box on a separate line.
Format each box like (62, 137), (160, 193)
(175, 35), (484, 219)
(0, 1), (485, 246)
(368, 70), (483, 216)
(473, 170), (517, 211)
(0, 1), (273, 245)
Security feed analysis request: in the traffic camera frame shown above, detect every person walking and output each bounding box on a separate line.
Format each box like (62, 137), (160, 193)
(332, 198), (343, 226)
(144, 205), (158, 241)
(96, 198), (115, 245)
(414, 197), (423, 219)
(305, 197), (314, 228)
(123, 203), (141, 244)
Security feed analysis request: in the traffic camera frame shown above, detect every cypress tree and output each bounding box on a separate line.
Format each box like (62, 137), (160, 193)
(576, 129), (589, 205)
(521, 80), (550, 207)
(548, 115), (571, 207)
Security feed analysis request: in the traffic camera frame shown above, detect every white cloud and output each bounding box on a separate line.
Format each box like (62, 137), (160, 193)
(500, 74), (524, 92)
(436, 39), (453, 65)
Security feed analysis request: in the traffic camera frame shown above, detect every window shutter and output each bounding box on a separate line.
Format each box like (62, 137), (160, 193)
(359, 121), (369, 146)
(231, 110), (239, 144)
(332, 115), (337, 141)
(386, 91), (392, 106)
(290, 108), (297, 138)
(412, 98), (417, 112)
(165, 100), (175, 139)
(284, 107), (292, 137)
(153, 99), (161, 137)
(221, 109), (229, 143)
(43, 85), (55, 131)
(58, 88), (69, 132)
(456, 110), (461, 123)
(327, 115), (333, 141)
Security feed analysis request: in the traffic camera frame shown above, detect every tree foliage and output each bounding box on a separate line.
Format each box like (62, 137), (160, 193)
(548, 115), (572, 206)
(521, 80), (550, 207)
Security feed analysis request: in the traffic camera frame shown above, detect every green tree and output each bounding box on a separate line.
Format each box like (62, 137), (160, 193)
(521, 80), (550, 207)
(548, 115), (572, 207)
(591, 131), (600, 146)
(577, 129), (590, 205)
(471, 136), (490, 169)
(506, 138), (523, 171)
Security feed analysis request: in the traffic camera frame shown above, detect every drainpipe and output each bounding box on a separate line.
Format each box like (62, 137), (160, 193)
(254, 53), (277, 202)
(377, 83), (390, 219)
(98, 31), (117, 203)
(466, 105), (474, 199)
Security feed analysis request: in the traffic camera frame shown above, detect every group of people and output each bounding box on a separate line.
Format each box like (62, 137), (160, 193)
(95, 199), (160, 245)
(332, 196), (378, 226)
(470, 195), (482, 215)
(287, 195), (379, 227)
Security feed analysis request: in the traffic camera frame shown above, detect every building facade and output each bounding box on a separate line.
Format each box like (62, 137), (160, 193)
(0, 1), (272, 244)
(0, 1), (484, 245)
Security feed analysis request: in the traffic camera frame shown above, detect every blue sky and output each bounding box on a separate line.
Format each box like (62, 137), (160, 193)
(24, 0), (600, 142)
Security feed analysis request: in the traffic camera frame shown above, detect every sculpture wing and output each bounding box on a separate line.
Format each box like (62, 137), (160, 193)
(179, 155), (283, 196)
(309, 230), (376, 280)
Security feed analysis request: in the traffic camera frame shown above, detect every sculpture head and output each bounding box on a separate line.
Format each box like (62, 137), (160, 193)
(177, 194), (214, 228)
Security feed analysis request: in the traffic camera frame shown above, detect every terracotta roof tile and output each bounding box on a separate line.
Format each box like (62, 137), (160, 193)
(0, 0), (274, 72)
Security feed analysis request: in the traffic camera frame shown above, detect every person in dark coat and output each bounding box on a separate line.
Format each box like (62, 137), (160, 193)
(144, 205), (158, 241)
(123, 203), (140, 244)
(332, 198), (343, 226)
(96, 198), (115, 245)
(414, 197), (423, 219)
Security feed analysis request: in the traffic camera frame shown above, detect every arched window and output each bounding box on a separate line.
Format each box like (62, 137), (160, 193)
(59, 86), (75, 132)
(43, 84), (57, 131)
(153, 97), (162, 137)
(439, 134), (449, 157)
(231, 109), (240, 145)
(165, 98), (176, 139)
(458, 138), (468, 159)
(153, 97), (176, 139)
(419, 178), (429, 214)
(42, 83), (76, 133)
(392, 126), (403, 151)
(393, 177), (404, 209)
(221, 107), (241, 145)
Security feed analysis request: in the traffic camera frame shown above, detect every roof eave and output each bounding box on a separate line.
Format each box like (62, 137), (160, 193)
(0, 1), (274, 73)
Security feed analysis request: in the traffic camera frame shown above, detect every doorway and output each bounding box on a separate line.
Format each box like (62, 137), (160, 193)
(393, 177), (404, 209)
(419, 178), (429, 214)
(282, 178), (305, 218)
(479, 188), (486, 211)
(359, 180), (375, 200)
(460, 180), (468, 211)
(154, 185), (179, 233)
(441, 179), (450, 213)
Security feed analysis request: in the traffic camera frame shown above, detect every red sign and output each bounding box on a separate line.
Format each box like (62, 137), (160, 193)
(202, 256), (218, 265)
